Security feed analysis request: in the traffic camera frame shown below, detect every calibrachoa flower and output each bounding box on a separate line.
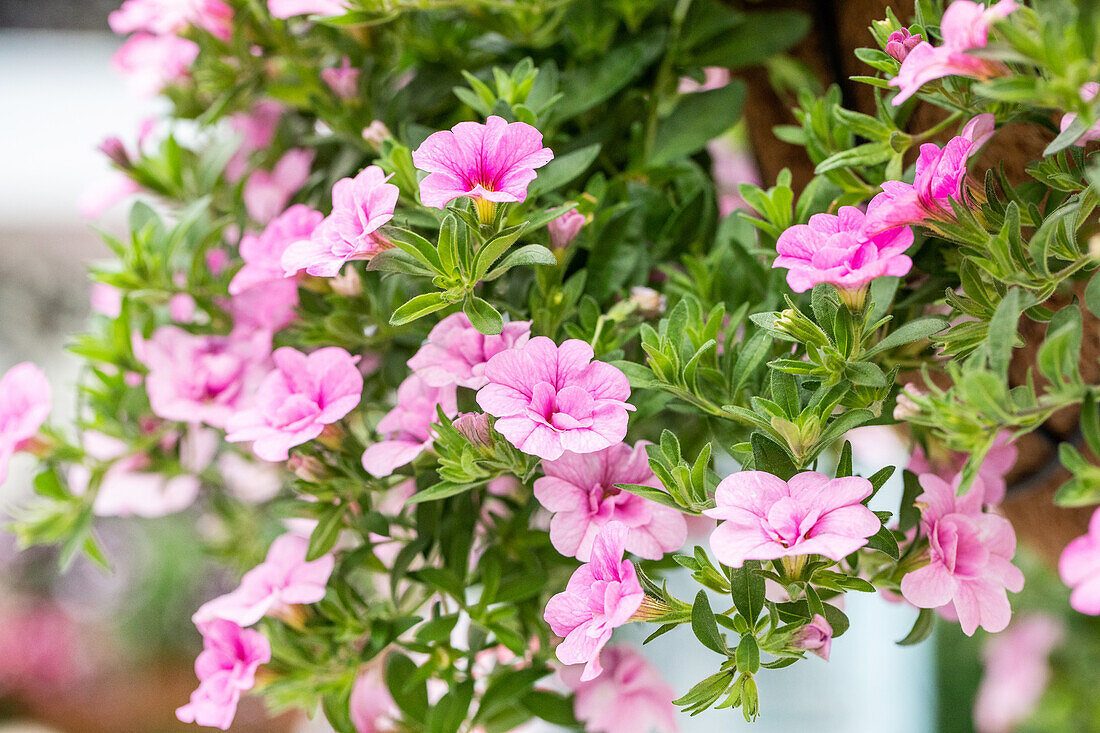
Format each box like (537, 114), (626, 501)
(1060, 82), (1100, 146)
(322, 57), (360, 100)
(900, 473), (1024, 635)
(193, 532), (335, 627)
(772, 206), (913, 309)
(407, 313), (531, 390)
(230, 204), (324, 295)
(112, 33), (199, 96)
(884, 28), (922, 62)
(476, 337), (633, 461)
(548, 209), (586, 249)
(176, 619), (271, 730)
(226, 100), (283, 182)
(109, 0), (233, 41)
(864, 135), (975, 233)
(790, 614), (833, 661)
(225, 278), (300, 334)
(0, 362), (50, 485)
(544, 522), (644, 681)
(268, 0), (347, 17)
(412, 115), (554, 221)
(559, 645), (679, 733)
(973, 615), (1063, 733)
(703, 471), (880, 569)
(282, 165), (398, 277)
(907, 431), (1016, 506)
(350, 663), (399, 733)
(243, 148), (314, 224)
(961, 112), (996, 151)
(1058, 506), (1100, 615)
(226, 347), (363, 461)
(534, 441), (687, 561)
(361, 374), (458, 477)
(890, 0), (1017, 105)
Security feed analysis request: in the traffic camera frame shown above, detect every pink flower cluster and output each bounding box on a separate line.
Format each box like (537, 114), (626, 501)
(268, 0), (348, 18)
(244, 148), (315, 224)
(231, 204), (323, 296)
(0, 362), (50, 485)
(907, 431), (1016, 506)
(407, 313), (531, 390)
(110, 0), (232, 41)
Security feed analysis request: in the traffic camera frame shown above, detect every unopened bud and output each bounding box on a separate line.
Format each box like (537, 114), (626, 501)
(98, 137), (132, 169)
(1089, 233), (1100, 260)
(892, 383), (925, 421)
(790, 614), (833, 660)
(318, 423), (346, 450)
(287, 454), (328, 482)
(452, 412), (493, 448)
(884, 28), (922, 62)
(548, 208), (586, 249)
(331, 266), (362, 297)
(362, 121), (391, 149)
(628, 286), (666, 319)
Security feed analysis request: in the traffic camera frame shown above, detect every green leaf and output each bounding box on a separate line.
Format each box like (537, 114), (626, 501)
(689, 10), (810, 68)
(815, 141), (894, 174)
(751, 432), (797, 479)
(407, 481), (482, 504)
(472, 223), (528, 282)
(844, 361), (886, 387)
(33, 468), (69, 501)
(555, 29), (667, 120)
(1085, 270), (1100, 320)
(414, 613), (459, 643)
(616, 483), (684, 511)
(691, 590), (728, 655)
(529, 144), (601, 196)
(483, 244), (557, 281)
(864, 525), (900, 560)
(385, 654), (429, 723)
(649, 82), (746, 167)
(987, 288), (1022, 378)
(736, 634), (760, 674)
(307, 503), (344, 560)
(728, 561), (765, 627)
(898, 470), (922, 533)
(897, 608), (935, 646)
(366, 249), (436, 276)
(390, 293), (449, 326)
(521, 691), (579, 727)
(475, 669), (549, 723)
(862, 316), (949, 357)
(428, 679), (474, 733)
(463, 297), (504, 335)
(386, 227), (444, 274)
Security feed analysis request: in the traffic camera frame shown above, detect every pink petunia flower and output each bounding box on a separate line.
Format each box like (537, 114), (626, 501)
(322, 57), (360, 100)
(1060, 83), (1100, 147)
(412, 115), (553, 219)
(476, 337), (634, 461)
(547, 209), (586, 249)
(900, 473), (1024, 635)
(885, 28), (923, 62)
(109, 0), (233, 41)
(907, 431), (1016, 506)
(534, 441), (687, 561)
(230, 204), (324, 295)
(889, 0), (1017, 105)
(268, 0), (348, 18)
(225, 278), (300, 335)
(772, 205), (913, 307)
(193, 532), (335, 627)
(407, 313), (531, 390)
(559, 645), (678, 733)
(973, 614), (1063, 733)
(281, 166), (399, 277)
(350, 662), (399, 733)
(137, 326), (267, 429)
(225, 101), (284, 182)
(790, 614), (833, 661)
(864, 135), (975, 233)
(112, 33), (199, 96)
(0, 363), (51, 485)
(703, 471), (881, 569)
(1058, 506), (1100, 615)
(543, 522), (644, 681)
(361, 374), (458, 477)
(225, 346), (363, 461)
(176, 619), (271, 730)
(961, 112), (996, 151)
(243, 148), (315, 224)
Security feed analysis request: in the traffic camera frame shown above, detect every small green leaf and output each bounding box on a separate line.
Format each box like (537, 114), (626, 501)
(728, 561), (765, 627)
(390, 293), (449, 326)
(691, 590), (728, 655)
(462, 297), (504, 335)
(897, 608), (935, 646)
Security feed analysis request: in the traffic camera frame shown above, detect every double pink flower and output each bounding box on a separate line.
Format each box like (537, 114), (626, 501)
(0, 362), (50, 485)
(864, 135), (976, 234)
(361, 374), (457, 477)
(559, 645), (679, 733)
(176, 619), (271, 730)
(407, 313), (531, 390)
(231, 204), (323, 296)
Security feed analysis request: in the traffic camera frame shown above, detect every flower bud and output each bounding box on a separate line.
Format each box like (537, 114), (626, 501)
(628, 286), (666, 319)
(331, 266), (362, 297)
(452, 412), (493, 449)
(790, 614), (833, 660)
(547, 208), (586, 249)
(885, 29), (922, 62)
(98, 137), (133, 169)
(287, 454), (328, 482)
(893, 383), (926, 421)
(361, 120), (391, 149)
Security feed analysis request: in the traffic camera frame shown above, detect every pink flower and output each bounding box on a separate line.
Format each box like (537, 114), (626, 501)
(961, 112), (996, 151)
(534, 442), (686, 561)
(407, 313), (531, 390)
(677, 66), (730, 94)
(230, 204), (324, 295)
(322, 57), (360, 100)
(0, 362), (50, 484)
(559, 645), (678, 733)
(548, 209), (586, 249)
(864, 136), (975, 233)
(225, 278), (300, 334)
(709, 140), (761, 215)
(90, 282), (123, 318)
(176, 619), (271, 730)
(907, 431), (1016, 506)
(885, 28), (922, 62)
(361, 374), (458, 477)
(218, 452), (282, 503)
(350, 663), (398, 733)
(69, 432), (200, 517)
(226, 101), (284, 182)
(0, 601), (82, 695)
(193, 533), (335, 627)
(900, 473), (1024, 635)
(1059, 506), (1100, 615)
(790, 614), (833, 661)
(243, 148), (314, 224)
(476, 338), (633, 461)
(138, 326), (266, 429)
(890, 1), (1017, 105)
(973, 615), (1063, 733)
(544, 522), (644, 681)
(412, 115), (554, 212)
(1060, 83), (1100, 146)
(78, 173), (142, 219)
(772, 206), (913, 301)
(268, 0), (347, 17)
(225, 347), (363, 461)
(281, 166), (398, 277)
(703, 471), (881, 568)
(109, 0), (233, 41)
(112, 33), (199, 96)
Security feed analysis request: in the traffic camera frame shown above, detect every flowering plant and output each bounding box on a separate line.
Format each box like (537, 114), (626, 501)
(6, 0), (1100, 730)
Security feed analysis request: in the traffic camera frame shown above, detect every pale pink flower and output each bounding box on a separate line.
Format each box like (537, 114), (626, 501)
(78, 173), (142, 219)
(407, 313), (531, 390)
(322, 57), (360, 100)
(231, 204), (324, 295)
(226, 101), (284, 182)
(476, 337), (633, 461)
(412, 115), (553, 210)
(176, 619), (271, 731)
(773, 206), (913, 300)
(207, 248), (231, 276)
(193, 533), (335, 627)
(790, 614), (833, 661)
(350, 663), (398, 733)
(243, 148), (314, 224)
(677, 66), (730, 94)
(709, 140), (761, 215)
(864, 136), (975, 233)
(0, 362), (50, 484)
(973, 615), (1063, 733)
(544, 522), (644, 681)
(225, 347), (363, 461)
(534, 442), (686, 561)
(225, 278), (300, 334)
(1059, 506), (1100, 615)
(1060, 82), (1100, 146)
(268, 0), (347, 18)
(907, 431), (1017, 506)
(885, 28), (922, 62)
(703, 471), (880, 568)
(559, 645), (678, 733)
(218, 452), (282, 503)
(547, 209), (586, 249)
(890, 1), (1017, 105)
(361, 374), (458, 477)
(112, 33), (199, 96)
(90, 282), (123, 318)
(138, 326), (266, 429)
(281, 166), (398, 277)
(169, 293), (196, 323)
(900, 473), (1024, 635)
(961, 112), (996, 151)
(109, 0), (233, 41)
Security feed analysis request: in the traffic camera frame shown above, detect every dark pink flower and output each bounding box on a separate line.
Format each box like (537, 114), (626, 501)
(476, 337), (634, 461)
(0, 362), (50, 485)
(243, 148), (314, 224)
(973, 615), (1062, 733)
(407, 313), (531, 390)
(534, 442), (686, 561)
(361, 374), (458, 477)
(885, 28), (923, 62)
(1059, 506), (1100, 615)
(544, 522), (644, 681)
(864, 136), (975, 233)
(790, 614), (833, 661)
(230, 204), (324, 295)
(176, 619), (271, 730)
(322, 57), (360, 100)
(112, 33), (198, 96)
(559, 645), (678, 733)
